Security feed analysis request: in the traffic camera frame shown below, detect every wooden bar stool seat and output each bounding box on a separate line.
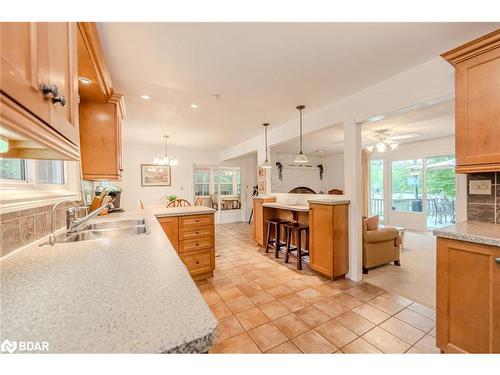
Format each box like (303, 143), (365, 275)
(284, 223), (310, 270)
(265, 218), (290, 258)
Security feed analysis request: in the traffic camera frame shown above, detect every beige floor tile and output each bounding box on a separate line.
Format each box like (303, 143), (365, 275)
(283, 278), (309, 292)
(334, 310), (375, 336)
(296, 287), (326, 303)
(341, 337), (382, 354)
(266, 341), (302, 354)
(333, 292), (364, 309)
(313, 283), (343, 297)
(210, 301), (233, 320)
(293, 329), (337, 353)
(225, 295), (255, 314)
(267, 284), (294, 298)
(218, 286), (244, 301)
(395, 308), (435, 332)
(202, 290), (222, 306)
(296, 305), (331, 327)
(313, 297), (349, 318)
(211, 332), (261, 353)
(407, 302), (436, 321)
(428, 327), (436, 338)
(217, 315), (245, 341)
(236, 281), (263, 295)
(330, 278), (359, 290)
(197, 282), (213, 292)
(259, 300), (291, 320)
(255, 277), (279, 289)
(279, 293), (310, 312)
(235, 307), (270, 330)
(352, 303), (390, 325)
(315, 319), (358, 348)
(362, 327), (411, 353)
(380, 317), (426, 345)
(413, 334), (440, 353)
(344, 283), (384, 302)
(368, 293), (410, 315)
(247, 290), (276, 305)
(248, 322), (288, 352)
(210, 277), (235, 291)
(273, 313), (310, 338)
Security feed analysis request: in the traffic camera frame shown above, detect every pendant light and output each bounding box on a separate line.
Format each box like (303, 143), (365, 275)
(294, 105), (308, 163)
(154, 135), (177, 166)
(259, 123), (272, 169)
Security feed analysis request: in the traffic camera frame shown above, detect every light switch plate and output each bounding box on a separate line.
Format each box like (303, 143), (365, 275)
(469, 180), (492, 195)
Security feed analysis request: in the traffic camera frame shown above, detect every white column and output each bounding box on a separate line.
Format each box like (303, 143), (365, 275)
(343, 120), (363, 282)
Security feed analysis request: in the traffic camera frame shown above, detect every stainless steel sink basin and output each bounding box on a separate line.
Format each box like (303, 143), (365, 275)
(45, 218), (150, 244)
(79, 219), (147, 231)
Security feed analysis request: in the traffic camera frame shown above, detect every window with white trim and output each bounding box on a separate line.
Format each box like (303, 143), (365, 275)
(0, 158), (66, 185)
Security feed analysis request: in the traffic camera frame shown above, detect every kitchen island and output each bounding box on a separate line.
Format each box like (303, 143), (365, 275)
(253, 194), (350, 279)
(0, 206), (218, 353)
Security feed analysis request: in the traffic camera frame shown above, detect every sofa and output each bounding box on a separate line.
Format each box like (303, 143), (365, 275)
(362, 216), (402, 274)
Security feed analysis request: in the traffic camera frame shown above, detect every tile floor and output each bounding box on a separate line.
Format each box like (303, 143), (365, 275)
(196, 223), (439, 354)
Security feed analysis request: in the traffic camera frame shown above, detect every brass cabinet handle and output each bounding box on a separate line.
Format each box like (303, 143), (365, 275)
(40, 83), (59, 98)
(495, 258), (500, 264)
(196, 261), (200, 265)
(52, 95), (66, 107)
(196, 243), (199, 246)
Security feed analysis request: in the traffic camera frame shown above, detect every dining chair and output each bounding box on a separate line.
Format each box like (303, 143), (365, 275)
(167, 199), (192, 207)
(194, 197), (203, 206)
(139, 199), (145, 209)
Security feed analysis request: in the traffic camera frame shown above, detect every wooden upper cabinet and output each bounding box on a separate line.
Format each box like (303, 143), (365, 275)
(77, 22), (125, 181)
(0, 22), (80, 160)
(442, 29), (500, 173)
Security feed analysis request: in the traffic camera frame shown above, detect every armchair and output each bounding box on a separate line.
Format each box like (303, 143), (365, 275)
(362, 217), (401, 274)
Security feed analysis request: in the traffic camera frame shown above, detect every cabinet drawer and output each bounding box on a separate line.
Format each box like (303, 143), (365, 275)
(180, 249), (213, 274)
(180, 214), (213, 228)
(179, 225), (213, 240)
(179, 236), (213, 253)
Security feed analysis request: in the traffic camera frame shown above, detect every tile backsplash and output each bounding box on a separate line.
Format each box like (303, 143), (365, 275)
(467, 172), (500, 223)
(0, 203), (73, 257)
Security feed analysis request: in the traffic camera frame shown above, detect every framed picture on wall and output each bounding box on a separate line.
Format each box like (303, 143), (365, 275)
(141, 164), (171, 186)
(257, 166), (266, 178)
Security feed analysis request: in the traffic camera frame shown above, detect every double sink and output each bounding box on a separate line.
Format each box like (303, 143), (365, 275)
(52, 218), (149, 243)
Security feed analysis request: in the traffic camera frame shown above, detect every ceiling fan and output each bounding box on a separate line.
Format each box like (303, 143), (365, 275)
(363, 129), (419, 152)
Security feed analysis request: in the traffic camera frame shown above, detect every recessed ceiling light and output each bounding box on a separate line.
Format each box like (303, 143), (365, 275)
(189, 103), (198, 108)
(141, 94), (151, 100)
(78, 77), (92, 84)
(316, 150), (325, 154)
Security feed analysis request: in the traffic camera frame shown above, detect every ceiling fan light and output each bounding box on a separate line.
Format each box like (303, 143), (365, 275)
(366, 145), (374, 152)
(376, 142), (386, 152)
(294, 152), (309, 164)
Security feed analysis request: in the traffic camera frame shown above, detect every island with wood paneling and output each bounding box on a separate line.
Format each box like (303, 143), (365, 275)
(253, 194), (350, 279)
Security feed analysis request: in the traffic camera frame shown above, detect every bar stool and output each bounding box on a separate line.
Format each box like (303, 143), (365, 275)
(284, 223), (310, 270)
(265, 218), (290, 258)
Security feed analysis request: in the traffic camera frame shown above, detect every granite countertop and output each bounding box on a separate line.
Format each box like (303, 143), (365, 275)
(307, 198), (350, 205)
(433, 221), (500, 247)
(262, 202), (310, 212)
(0, 207), (218, 353)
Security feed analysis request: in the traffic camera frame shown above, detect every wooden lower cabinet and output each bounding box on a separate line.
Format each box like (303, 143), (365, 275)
(158, 213), (215, 281)
(309, 203), (349, 279)
(252, 197), (276, 246)
(436, 238), (500, 353)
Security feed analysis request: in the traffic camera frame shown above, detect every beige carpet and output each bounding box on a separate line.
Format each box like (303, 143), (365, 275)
(363, 230), (436, 309)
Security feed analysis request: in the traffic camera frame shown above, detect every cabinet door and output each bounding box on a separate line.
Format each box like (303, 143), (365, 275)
(436, 238), (500, 353)
(0, 22), (50, 123)
(47, 22), (79, 144)
(493, 255), (500, 353)
(309, 204), (333, 277)
(455, 47), (500, 168)
(253, 200), (263, 245)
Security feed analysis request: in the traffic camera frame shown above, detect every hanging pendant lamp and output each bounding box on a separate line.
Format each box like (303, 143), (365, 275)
(154, 135), (177, 166)
(294, 105), (308, 163)
(259, 123), (272, 169)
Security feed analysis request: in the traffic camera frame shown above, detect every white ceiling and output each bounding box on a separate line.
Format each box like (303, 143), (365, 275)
(271, 99), (455, 156)
(97, 22), (498, 150)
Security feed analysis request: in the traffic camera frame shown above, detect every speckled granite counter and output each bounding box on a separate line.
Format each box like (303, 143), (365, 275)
(0, 207), (218, 353)
(262, 202), (309, 212)
(433, 221), (500, 247)
(307, 198), (350, 206)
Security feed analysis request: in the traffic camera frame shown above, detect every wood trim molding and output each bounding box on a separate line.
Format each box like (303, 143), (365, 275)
(0, 93), (80, 160)
(77, 22), (114, 102)
(109, 92), (126, 119)
(456, 163), (500, 174)
(441, 29), (500, 66)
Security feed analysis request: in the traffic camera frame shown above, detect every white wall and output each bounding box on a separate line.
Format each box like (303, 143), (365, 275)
(325, 153), (345, 192)
(116, 143), (220, 211)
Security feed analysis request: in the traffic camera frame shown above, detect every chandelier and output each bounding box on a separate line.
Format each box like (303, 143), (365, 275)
(154, 135), (178, 166)
(365, 131), (399, 153)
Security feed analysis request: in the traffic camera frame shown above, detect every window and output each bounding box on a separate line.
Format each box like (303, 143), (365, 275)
(37, 160), (65, 185)
(391, 159), (423, 212)
(369, 159), (384, 220)
(219, 170), (234, 196)
(194, 169), (210, 196)
(0, 158), (26, 181)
